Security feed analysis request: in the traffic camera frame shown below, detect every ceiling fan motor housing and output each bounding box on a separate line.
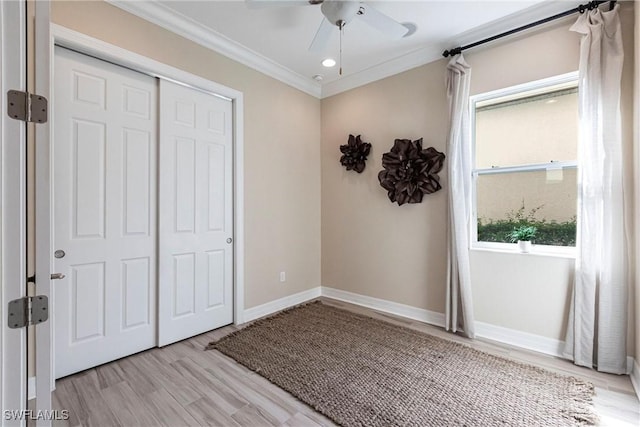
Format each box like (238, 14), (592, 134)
(321, 1), (361, 26)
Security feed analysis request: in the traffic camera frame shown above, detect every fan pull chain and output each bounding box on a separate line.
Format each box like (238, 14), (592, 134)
(339, 20), (344, 76)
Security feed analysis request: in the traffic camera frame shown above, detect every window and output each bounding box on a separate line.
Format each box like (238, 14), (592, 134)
(471, 74), (578, 251)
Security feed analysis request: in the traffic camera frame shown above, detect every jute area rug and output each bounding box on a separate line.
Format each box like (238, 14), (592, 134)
(207, 302), (597, 427)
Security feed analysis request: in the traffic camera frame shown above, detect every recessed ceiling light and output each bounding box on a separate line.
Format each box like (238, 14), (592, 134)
(312, 74), (324, 82)
(546, 99), (558, 104)
(322, 58), (336, 68)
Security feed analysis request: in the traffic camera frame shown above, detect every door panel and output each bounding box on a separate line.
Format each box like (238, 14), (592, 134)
(70, 262), (105, 343)
(159, 80), (233, 346)
(175, 137), (196, 233)
(53, 47), (157, 378)
(122, 257), (151, 330)
(72, 119), (106, 238)
(123, 130), (151, 235)
(207, 250), (225, 308)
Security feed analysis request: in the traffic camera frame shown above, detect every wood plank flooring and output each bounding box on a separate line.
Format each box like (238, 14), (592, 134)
(53, 297), (640, 426)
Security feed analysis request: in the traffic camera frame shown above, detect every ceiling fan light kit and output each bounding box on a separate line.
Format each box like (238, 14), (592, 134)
(321, 0), (361, 27)
(247, 0), (413, 77)
(310, 1), (410, 53)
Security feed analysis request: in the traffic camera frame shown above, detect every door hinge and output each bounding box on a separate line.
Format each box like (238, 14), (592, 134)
(7, 296), (49, 329)
(7, 90), (48, 123)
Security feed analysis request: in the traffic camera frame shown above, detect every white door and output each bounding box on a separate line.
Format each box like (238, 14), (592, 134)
(53, 47), (157, 378)
(1, 0), (28, 422)
(158, 80), (233, 346)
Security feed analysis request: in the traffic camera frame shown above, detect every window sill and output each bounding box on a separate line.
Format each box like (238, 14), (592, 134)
(470, 244), (576, 259)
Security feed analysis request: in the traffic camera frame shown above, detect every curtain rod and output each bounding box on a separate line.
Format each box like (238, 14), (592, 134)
(442, 0), (616, 58)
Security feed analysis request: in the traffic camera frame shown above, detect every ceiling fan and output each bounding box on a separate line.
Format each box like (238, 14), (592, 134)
(246, 0), (410, 53)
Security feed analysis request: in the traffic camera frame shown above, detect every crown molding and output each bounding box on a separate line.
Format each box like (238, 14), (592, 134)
(321, 0), (582, 98)
(107, 0), (322, 98)
(447, 0), (581, 50)
(321, 42), (446, 98)
(108, 0), (583, 100)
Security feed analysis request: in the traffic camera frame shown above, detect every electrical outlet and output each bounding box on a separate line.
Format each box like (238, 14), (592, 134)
(279, 271), (286, 282)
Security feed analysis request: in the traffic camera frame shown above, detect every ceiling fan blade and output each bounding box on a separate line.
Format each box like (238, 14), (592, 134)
(357, 3), (409, 39)
(308, 18), (334, 52)
(245, 0), (310, 9)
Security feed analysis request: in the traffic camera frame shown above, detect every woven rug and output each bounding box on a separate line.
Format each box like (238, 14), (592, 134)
(207, 302), (597, 426)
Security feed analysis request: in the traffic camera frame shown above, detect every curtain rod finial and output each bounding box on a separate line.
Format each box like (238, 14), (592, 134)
(443, 47), (462, 58)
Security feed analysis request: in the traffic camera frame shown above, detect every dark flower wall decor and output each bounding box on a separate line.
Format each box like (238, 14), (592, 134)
(378, 138), (445, 206)
(340, 134), (372, 173)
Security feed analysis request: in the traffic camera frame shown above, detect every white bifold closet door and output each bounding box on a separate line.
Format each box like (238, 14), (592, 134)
(53, 47), (157, 378)
(158, 80), (234, 346)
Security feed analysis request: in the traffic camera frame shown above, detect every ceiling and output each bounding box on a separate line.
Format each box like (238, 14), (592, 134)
(111, 0), (585, 97)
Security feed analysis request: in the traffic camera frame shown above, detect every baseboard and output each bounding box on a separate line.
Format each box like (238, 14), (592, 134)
(28, 376), (35, 400)
(245, 286), (637, 383)
(630, 358), (640, 401)
(477, 323), (637, 375)
(475, 321), (565, 358)
(320, 287), (445, 328)
(242, 286), (322, 323)
(320, 287), (570, 361)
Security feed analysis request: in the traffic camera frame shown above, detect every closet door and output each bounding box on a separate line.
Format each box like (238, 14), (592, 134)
(158, 80), (233, 346)
(53, 47), (157, 378)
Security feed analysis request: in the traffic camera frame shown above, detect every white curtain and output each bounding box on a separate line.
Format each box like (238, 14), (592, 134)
(563, 4), (628, 374)
(445, 54), (475, 339)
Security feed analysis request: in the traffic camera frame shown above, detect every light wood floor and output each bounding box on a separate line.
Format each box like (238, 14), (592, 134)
(53, 297), (640, 427)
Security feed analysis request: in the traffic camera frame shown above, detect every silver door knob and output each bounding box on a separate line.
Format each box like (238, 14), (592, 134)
(226, 238), (233, 244)
(50, 273), (65, 280)
(54, 250), (65, 259)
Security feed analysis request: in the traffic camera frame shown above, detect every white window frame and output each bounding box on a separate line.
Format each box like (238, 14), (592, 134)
(469, 72), (579, 257)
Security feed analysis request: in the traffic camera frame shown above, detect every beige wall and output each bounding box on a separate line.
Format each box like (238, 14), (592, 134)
(322, 3), (635, 348)
(51, 1), (322, 309)
(322, 62), (449, 312)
